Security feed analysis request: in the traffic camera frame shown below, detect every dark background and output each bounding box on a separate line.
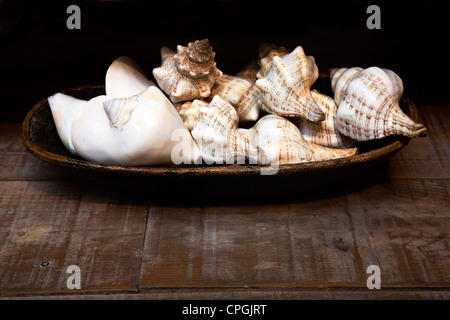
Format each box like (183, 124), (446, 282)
(1, 0), (449, 123)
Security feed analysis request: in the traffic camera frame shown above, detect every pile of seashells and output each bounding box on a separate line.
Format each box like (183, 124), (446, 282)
(48, 39), (427, 167)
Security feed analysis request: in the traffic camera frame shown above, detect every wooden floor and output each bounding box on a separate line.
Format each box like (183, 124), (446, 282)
(0, 104), (448, 300)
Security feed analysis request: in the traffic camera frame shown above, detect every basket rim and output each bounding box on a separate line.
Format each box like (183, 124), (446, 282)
(21, 84), (415, 178)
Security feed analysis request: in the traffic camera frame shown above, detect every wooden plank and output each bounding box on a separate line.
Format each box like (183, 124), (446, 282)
(345, 178), (449, 288)
(2, 289), (449, 300)
(389, 104), (449, 179)
(139, 178), (449, 290)
(0, 123), (77, 181)
(0, 181), (149, 296)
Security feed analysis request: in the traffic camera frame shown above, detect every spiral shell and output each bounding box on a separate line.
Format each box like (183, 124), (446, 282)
(252, 115), (358, 165)
(256, 45), (289, 79)
(176, 99), (208, 131)
(255, 46), (325, 122)
(297, 90), (357, 149)
(207, 74), (261, 122)
(191, 95), (252, 164)
(330, 67), (363, 105)
(191, 95), (358, 166)
(152, 39), (223, 103)
(332, 67), (427, 141)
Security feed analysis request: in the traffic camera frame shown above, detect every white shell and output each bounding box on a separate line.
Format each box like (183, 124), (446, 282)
(105, 56), (155, 98)
(191, 95), (245, 164)
(255, 46), (325, 121)
(191, 95), (358, 166)
(250, 115), (358, 165)
(48, 86), (200, 166)
(176, 99), (208, 131)
(332, 67), (427, 141)
(330, 67), (363, 105)
(48, 93), (87, 155)
(207, 74), (260, 122)
(297, 90), (357, 149)
(256, 45), (289, 79)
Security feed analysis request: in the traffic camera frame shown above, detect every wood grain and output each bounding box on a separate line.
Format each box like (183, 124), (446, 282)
(3, 289), (449, 300)
(0, 181), (148, 296)
(139, 178), (449, 290)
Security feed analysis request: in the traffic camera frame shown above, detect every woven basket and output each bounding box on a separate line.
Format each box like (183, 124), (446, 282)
(21, 77), (418, 197)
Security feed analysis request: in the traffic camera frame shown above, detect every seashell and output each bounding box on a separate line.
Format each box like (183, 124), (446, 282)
(255, 46), (325, 121)
(206, 74), (261, 122)
(332, 66), (427, 141)
(191, 95), (358, 166)
(105, 56), (155, 98)
(49, 86), (199, 166)
(256, 45), (289, 79)
(297, 90), (358, 149)
(250, 115), (358, 165)
(176, 99), (208, 131)
(329, 67), (363, 105)
(257, 43), (287, 61)
(152, 39), (223, 103)
(191, 95), (252, 164)
(48, 93), (88, 155)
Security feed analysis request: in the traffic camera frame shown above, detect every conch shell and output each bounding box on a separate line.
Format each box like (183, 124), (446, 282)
(297, 90), (357, 149)
(105, 56), (155, 98)
(256, 44), (289, 79)
(176, 99), (208, 131)
(191, 95), (358, 166)
(255, 46), (325, 121)
(48, 93), (87, 155)
(207, 74), (260, 122)
(152, 39), (223, 103)
(332, 67), (427, 141)
(50, 86), (199, 166)
(329, 67), (363, 105)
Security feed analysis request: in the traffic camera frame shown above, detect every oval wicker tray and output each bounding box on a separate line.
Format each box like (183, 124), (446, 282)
(21, 79), (418, 196)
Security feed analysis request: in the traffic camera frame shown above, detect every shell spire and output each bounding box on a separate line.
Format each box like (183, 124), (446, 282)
(256, 45), (289, 79)
(334, 67), (427, 141)
(255, 46), (325, 122)
(153, 39), (223, 103)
